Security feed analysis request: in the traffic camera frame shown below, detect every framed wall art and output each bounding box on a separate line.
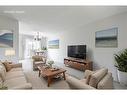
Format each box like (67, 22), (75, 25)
(95, 27), (118, 48)
(0, 30), (13, 48)
(48, 39), (59, 49)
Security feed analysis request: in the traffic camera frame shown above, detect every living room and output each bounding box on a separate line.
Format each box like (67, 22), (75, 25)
(0, 6), (127, 90)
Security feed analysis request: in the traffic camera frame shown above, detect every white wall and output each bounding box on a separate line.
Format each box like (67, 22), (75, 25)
(0, 15), (19, 63)
(47, 12), (127, 81)
(19, 34), (34, 59)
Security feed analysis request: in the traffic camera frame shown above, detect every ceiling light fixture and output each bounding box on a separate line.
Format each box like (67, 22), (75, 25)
(34, 32), (41, 41)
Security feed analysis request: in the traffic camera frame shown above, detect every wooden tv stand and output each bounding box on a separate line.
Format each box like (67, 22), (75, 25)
(64, 57), (92, 71)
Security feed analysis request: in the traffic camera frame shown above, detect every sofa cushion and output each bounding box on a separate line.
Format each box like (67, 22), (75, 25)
(9, 68), (22, 72)
(89, 68), (108, 88)
(32, 56), (43, 61)
(3, 76), (27, 89)
(2, 62), (12, 72)
(66, 75), (95, 89)
(34, 61), (45, 64)
(10, 83), (32, 89)
(5, 71), (24, 80)
(80, 79), (87, 84)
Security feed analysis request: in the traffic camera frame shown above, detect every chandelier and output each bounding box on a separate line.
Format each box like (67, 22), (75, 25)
(34, 32), (41, 41)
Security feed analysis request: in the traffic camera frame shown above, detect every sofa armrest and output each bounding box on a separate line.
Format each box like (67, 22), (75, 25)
(10, 83), (32, 89)
(97, 72), (113, 89)
(10, 63), (22, 68)
(66, 76), (95, 89)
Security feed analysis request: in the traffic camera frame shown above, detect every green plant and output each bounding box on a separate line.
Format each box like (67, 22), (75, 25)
(0, 84), (8, 90)
(47, 60), (54, 68)
(114, 49), (127, 72)
(41, 47), (47, 50)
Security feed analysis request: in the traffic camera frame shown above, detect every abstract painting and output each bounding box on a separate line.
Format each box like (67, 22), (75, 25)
(48, 39), (59, 49)
(95, 27), (118, 47)
(0, 30), (13, 48)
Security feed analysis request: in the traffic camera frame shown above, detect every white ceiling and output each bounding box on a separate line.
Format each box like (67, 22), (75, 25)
(0, 6), (127, 35)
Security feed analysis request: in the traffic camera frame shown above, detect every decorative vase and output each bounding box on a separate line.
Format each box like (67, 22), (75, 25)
(117, 70), (127, 86)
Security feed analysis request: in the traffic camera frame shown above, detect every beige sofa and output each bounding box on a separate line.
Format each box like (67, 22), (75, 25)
(66, 68), (113, 89)
(0, 62), (32, 89)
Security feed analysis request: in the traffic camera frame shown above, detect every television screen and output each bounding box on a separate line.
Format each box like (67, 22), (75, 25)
(68, 45), (86, 59)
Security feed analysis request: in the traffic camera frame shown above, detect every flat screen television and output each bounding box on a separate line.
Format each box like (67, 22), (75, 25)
(67, 45), (86, 59)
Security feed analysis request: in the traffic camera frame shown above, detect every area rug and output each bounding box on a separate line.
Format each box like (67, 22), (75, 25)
(24, 71), (70, 89)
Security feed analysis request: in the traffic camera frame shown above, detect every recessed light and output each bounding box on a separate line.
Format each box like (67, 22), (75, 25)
(3, 10), (25, 14)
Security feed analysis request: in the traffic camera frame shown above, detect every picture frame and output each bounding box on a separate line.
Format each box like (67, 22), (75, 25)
(95, 27), (118, 48)
(0, 30), (13, 48)
(48, 39), (59, 49)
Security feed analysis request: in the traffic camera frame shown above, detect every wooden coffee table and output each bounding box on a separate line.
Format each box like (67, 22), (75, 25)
(38, 65), (66, 87)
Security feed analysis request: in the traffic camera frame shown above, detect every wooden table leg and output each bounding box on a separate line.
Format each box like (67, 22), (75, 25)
(47, 76), (52, 87)
(63, 72), (66, 80)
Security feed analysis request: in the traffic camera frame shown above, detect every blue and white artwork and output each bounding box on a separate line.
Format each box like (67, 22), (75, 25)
(95, 27), (118, 47)
(48, 39), (59, 49)
(0, 30), (13, 48)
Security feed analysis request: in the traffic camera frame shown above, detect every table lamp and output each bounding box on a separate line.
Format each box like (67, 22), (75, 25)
(5, 49), (15, 62)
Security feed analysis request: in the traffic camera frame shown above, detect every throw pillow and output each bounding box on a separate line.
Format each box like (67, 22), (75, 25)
(84, 70), (94, 84)
(34, 56), (43, 61)
(2, 62), (12, 72)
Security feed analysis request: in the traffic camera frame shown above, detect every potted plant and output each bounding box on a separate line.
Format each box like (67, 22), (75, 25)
(47, 60), (54, 68)
(114, 49), (127, 85)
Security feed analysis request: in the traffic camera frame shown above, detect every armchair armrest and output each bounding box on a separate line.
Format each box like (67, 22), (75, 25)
(66, 76), (95, 89)
(42, 57), (47, 63)
(10, 83), (32, 89)
(84, 70), (94, 79)
(10, 63), (22, 68)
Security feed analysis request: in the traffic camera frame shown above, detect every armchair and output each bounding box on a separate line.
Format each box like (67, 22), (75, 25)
(32, 55), (46, 70)
(66, 68), (113, 89)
